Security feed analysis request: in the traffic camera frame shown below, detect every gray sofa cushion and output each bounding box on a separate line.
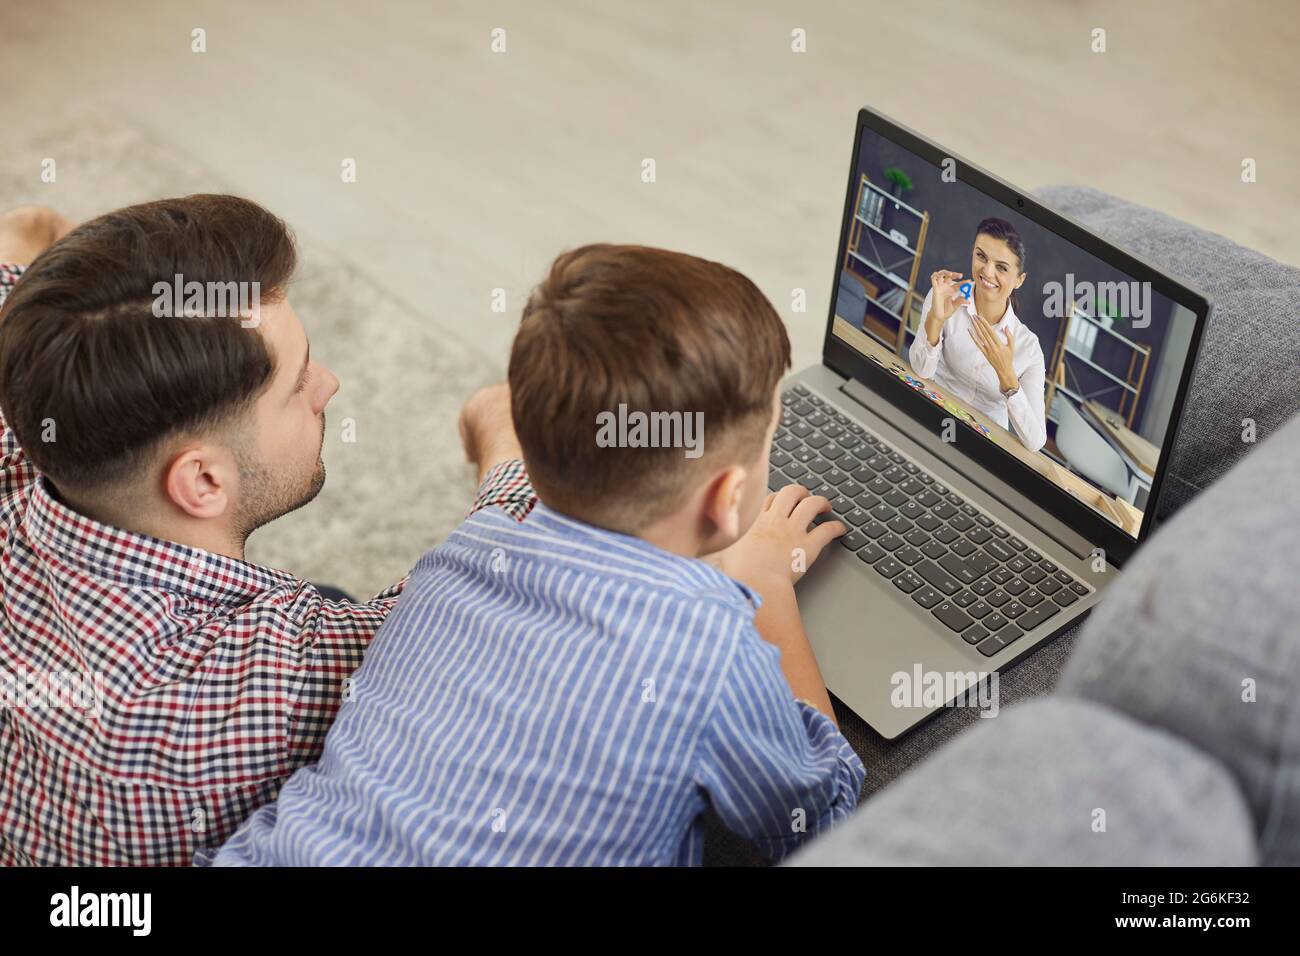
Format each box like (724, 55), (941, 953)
(1058, 410), (1300, 865)
(787, 697), (1256, 866)
(713, 187), (1294, 866)
(1035, 184), (1300, 523)
(703, 619), (1084, 865)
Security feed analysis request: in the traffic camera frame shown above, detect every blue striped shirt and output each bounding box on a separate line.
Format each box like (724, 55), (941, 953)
(212, 500), (865, 866)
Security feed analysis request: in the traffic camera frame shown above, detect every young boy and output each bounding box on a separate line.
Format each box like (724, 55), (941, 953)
(211, 245), (865, 866)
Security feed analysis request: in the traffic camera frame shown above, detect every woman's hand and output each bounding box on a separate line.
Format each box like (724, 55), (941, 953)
(968, 314), (1019, 393)
(925, 270), (967, 344)
(714, 484), (845, 593)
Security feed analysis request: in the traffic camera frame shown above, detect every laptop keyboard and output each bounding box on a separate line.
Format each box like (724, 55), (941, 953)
(770, 384), (1094, 659)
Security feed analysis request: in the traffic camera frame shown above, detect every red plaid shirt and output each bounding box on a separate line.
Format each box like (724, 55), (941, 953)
(0, 260), (538, 865)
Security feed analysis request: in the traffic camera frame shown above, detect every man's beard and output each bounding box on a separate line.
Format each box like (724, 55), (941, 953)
(232, 416), (328, 545)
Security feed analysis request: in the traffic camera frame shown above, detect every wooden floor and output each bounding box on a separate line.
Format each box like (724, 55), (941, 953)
(2, 0), (1296, 376)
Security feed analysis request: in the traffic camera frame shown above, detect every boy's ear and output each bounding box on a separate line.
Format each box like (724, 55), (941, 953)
(701, 464), (748, 541)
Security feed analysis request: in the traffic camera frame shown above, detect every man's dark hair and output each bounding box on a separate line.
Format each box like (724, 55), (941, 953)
(0, 194), (296, 491)
(509, 243), (790, 531)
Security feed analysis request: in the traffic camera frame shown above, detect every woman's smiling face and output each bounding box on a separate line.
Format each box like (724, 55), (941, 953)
(970, 233), (1026, 310)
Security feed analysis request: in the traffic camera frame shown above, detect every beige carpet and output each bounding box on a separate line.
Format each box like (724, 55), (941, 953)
(0, 109), (496, 599)
(5, 0), (1295, 387)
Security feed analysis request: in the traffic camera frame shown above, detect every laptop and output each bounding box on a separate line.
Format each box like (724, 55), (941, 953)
(777, 107), (1211, 738)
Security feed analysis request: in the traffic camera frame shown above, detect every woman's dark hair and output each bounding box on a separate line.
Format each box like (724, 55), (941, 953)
(0, 194), (296, 492)
(974, 217), (1027, 312)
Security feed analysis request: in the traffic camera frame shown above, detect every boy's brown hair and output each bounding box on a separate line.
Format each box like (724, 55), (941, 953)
(508, 244), (790, 531)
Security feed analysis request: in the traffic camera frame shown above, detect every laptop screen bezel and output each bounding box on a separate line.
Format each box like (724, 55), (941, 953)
(821, 107), (1211, 568)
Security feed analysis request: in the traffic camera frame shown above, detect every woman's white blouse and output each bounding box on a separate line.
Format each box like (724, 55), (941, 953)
(908, 289), (1048, 453)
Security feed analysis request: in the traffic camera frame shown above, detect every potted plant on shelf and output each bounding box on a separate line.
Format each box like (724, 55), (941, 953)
(884, 166), (914, 198)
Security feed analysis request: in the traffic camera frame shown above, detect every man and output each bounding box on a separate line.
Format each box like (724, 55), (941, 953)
(0, 197), (534, 865)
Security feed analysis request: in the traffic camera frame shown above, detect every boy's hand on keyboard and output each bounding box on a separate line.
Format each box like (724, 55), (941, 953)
(720, 484), (845, 590)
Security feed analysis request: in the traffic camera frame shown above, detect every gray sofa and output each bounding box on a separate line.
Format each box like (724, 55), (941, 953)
(700, 185), (1299, 865)
(780, 185), (1300, 867)
(794, 410), (1299, 865)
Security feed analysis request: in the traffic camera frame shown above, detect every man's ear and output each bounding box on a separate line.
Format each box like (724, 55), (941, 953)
(700, 464), (748, 542)
(164, 445), (234, 520)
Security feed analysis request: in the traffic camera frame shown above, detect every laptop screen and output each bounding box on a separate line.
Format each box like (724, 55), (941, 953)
(830, 121), (1201, 542)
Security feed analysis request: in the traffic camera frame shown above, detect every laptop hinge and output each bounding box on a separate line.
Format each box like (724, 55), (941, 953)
(838, 377), (1097, 562)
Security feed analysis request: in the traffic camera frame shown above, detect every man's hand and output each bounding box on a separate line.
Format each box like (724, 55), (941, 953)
(0, 205), (75, 267)
(716, 484), (845, 593)
(458, 383), (525, 483)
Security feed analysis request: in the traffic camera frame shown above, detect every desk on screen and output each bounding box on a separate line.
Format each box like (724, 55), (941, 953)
(833, 316), (1143, 536)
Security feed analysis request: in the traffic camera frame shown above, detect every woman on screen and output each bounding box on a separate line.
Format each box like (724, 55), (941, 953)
(909, 217), (1047, 453)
